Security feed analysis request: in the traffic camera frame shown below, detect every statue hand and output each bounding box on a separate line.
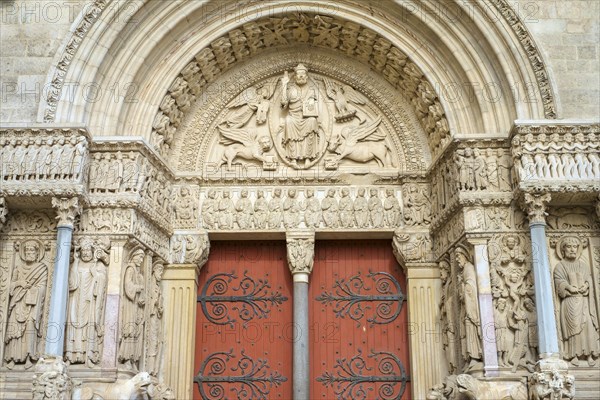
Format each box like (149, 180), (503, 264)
(566, 285), (579, 295)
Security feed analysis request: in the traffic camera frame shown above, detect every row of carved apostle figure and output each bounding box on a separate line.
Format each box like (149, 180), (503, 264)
(453, 147), (511, 192)
(3, 237), (163, 374)
(0, 136), (87, 181)
(201, 187), (403, 229)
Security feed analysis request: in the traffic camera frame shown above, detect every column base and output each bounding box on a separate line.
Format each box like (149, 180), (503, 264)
(32, 356), (72, 400)
(528, 357), (574, 400)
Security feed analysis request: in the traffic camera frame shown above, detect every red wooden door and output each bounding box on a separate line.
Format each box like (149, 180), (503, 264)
(193, 241), (293, 400)
(310, 240), (411, 400)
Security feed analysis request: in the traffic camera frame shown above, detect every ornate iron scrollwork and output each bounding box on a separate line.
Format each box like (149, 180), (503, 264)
(194, 350), (287, 400)
(197, 271), (288, 327)
(316, 271), (405, 326)
(316, 349), (409, 400)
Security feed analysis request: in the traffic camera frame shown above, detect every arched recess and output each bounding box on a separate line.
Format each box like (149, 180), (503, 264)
(42, 0), (557, 172)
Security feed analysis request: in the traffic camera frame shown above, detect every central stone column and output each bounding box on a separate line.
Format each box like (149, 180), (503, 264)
(45, 197), (80, 356)
(522, 193), (571, 397)
(161, 231), (210, 399)
(285, 230), (315, 400)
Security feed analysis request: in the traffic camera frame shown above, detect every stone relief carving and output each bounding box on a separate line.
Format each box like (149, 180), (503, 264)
(1, 210), (56, 234)
(403, 183), (431, 226)
(199, 187), (403, 231)
(286, 235), (315, 275)
(209, 64), (397, 172)
(32, 356), (73, 400)
(170, 232), (210, 268)
(552, 236), (599, 366)
(145, 261), (164, 376)
(72, 372), (154, 400)
(65, 237), (110, 367)
(546, 207), (599, 230)
(512, 124), (600, 189)
(118, 247), (146, 370)
(523, 192), (551, 225)
(392, 231), (433, 264)
(489, 234), (537, 371)
(439, 260), (458, 374)
(80, 208), (132, 233)
(4, 239), (50, 369)
(0, 130), (88, 184)
(0, 197), (7, 226)
(427, 374), (527, 400)
(152, 13), (449, 159)
(52, 197), (81, 227)
(528, 370), (575, 400)
(455, 247), (483, 372)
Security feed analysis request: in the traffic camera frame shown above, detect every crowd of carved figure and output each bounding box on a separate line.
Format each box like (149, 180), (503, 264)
(0, 136), (87, 181)
(513, 132), (600, 180)
(201, 187), (407, 230)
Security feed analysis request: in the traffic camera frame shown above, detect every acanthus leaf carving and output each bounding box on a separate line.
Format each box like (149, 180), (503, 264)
(286, 231), (315, 276)
(52, 197), (81, 228)
(523, 192), (551, 225)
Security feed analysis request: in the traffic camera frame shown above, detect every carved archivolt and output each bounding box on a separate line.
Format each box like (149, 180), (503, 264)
(151, 13), (449, 161)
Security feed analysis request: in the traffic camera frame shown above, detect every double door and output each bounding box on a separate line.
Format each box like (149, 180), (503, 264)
(193, 241), (410, 399)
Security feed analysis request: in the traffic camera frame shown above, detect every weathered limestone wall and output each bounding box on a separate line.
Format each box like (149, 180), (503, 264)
(523, 0), (600, 118)
(1, 0), (84, 122)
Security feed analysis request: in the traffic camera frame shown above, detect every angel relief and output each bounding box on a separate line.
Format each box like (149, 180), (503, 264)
(212, 64), (397, 171)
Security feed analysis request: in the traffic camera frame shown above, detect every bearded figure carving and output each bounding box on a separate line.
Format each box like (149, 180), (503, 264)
(553, 236), (599, 366)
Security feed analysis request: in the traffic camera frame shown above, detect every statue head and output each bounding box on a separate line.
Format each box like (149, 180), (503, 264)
(439, 260), (450, 280)
(560, 236), (581, 261)
(386, 188), (394, 197)
(288, 189), (296, 198)
(79, 239), (96, 262)
(180, 186), (190, 197)
(257, 190), (264, 198)
(503, 235), (518, 250)
(306, 189), (314, 198)
(153, 263), (164, 280)
(274, 188), (281, 197)
(464, 147), (473, 157)
(358, 188), (365, 196)
(327, 188), (336, 197)
(294, 64), (308, 85)
(369, 188), (378, 197)
(130, 249), (145, 267)
(258, 136), (273, 152)
(207, 189), (216, 199)
(22, 240), (41, 263)
(523, 297), (535, 311)
(341, 188), (349, 196)
(223, 191), (230, 198)
(241, 189), (248, 198)
(455, 247), (470, 268)
(496, 298), (507, 311)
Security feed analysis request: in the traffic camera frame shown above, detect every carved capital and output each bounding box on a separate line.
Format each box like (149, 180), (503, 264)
(51, 197), (80, 228)
(285, 231), (315, 281)
(523, 192), (551, 225)
(0, 197), (7, 227)
(170, 231), (210, 272)
(392, 230), (433, 267)
(529, 358), (574, 400)
(32, 356), (72, 400)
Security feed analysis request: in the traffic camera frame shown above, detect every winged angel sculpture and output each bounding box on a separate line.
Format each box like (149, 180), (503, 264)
(214, 65), (395, 170)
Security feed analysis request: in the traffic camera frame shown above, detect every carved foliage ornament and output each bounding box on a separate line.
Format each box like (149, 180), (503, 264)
(52, 197), (81, 227)
(523, 192), (551, 225)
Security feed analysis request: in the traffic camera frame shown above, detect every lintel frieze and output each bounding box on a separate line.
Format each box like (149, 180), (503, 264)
(511, 121), (600, 193)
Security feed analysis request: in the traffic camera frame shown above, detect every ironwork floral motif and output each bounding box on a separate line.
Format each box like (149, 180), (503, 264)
(194, 350), (287, 400)
(316, 349), (409, 400)
(316, 271), (405, 326)
(197, 271), (288, 327)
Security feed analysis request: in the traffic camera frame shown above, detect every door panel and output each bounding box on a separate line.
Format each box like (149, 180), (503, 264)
(194, 241), (293, 400)
(310, 240), (411, 400)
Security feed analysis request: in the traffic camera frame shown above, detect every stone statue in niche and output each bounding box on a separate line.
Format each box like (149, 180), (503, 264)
(353, 188), (369, 228)
(302, 189), (321, 229)
(217, 190), (234, 230)
(326, 116), (394, 167)
(268, 188), (283, 229)
(202, 189), (218, 229)
(455, 247), (483, 371)
(339, 188), (354, 228)
(118, 248), (146, 370)
(368, 188), (384, 228)
(278, 64), (324, 168)
(439, 260), (457, 374)
(254, 190), (268, 229)
(321, 188), (340, 228)
(65, 237), (110, 367)
(383, 188), (401, 227)
(4, 239), (48, 369)
(236, 189), (254, 229)
(553, 236), (599, 366)
(283, 189), (301, 229)
(145, 262), (164, 376)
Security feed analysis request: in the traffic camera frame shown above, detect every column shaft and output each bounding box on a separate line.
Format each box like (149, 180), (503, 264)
(472, 242), (499, 375)
(45, 226), (73, 356)
(293, 276), (309, 400)
(529, 223), (560, 357)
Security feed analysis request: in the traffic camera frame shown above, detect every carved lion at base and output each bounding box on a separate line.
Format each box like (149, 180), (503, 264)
(428, 374), (527, 400)
(72, 372), (174, 400)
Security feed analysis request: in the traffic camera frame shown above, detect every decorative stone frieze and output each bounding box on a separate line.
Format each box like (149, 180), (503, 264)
(0, 128), (90, 197)
(199, 186), (403, 231)
(511, 122), (600, 192)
